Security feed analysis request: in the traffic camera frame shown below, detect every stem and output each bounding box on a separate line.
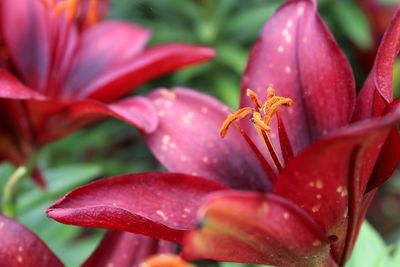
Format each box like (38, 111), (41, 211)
(1, 151), (38, 217)
(2, 166), (27, 217)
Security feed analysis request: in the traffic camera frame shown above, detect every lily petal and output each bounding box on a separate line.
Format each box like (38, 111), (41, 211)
(144, 88), (271, 191)
(353, 9), (400, 120)
(26, 96), (158, 144)
(367, 99), (400, 190)
(183, 191), (332, 267)
(0, 215), (63, 267)
(0, 70), (46, 100)
(83, 45), (215, 102)
(83, 231), (174, 267)
(241, 0), (355, 153)
(1, 0), (50, 92)
(47, 172), (226, 243)
(61, 21), (151, 99)
(274, 106), (400, 260)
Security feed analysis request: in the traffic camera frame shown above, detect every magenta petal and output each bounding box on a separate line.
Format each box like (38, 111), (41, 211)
(0, 70), (46, 100)
(82, 231), (174, 267)
(61, 21), (151, 99)
(353, 10), (400, 120)
(0, 215), (63, 267)
(47, 172), (226, 243)
(241, 0), (355, 152)
(27, 96), (157, 144)
(274, 106), (400, 260)
(144, 88), (271, 191)
(83, 44), (215, 102)
(1, 0), (50, 92)
(183, 191), (332, 266)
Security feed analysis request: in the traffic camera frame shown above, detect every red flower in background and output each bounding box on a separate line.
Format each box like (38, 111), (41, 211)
(47, 0), (400, 266)
(0, 0), (214, 184)
(0, 214), (185, 267)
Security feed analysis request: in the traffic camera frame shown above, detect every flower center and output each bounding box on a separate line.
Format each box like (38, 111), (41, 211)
(220, 87), (292, 177)
(40, 0), (100, 26)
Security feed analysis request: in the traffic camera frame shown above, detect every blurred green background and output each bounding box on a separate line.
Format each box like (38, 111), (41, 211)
(1, 0), (400, 266)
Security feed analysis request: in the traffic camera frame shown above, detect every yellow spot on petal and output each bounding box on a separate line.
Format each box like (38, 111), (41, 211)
(156, 210), (168, 221)
(312, 204), (321, 213)
(312, 240), (321, 247)
(315, 180), (324, 189)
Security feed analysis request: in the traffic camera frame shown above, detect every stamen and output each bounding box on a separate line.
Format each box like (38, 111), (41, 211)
(86, 0), (99, 26)
(53, 0), (79, 20)
(264, 97), (292, 125)
(139, 254), (194, 267)
(220, 87), (293, 175)
(219, 107), (253, 138)
(251, 112), (270, 132)
(247, 88), (262, 108)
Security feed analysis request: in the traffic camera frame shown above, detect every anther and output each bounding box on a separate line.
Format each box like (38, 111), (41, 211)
(53, 0), (79, 20)
(86, 0), (99, 26)
(251, 112), (271, 132)
(247, 88), (262, 108)
(220, 107), (253, 137)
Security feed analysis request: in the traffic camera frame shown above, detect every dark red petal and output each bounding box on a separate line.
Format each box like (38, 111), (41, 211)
(1, 0), (50, 92)
(240, 0), (355, 153)
(83, 44), (215, 102)
(144, 88), (271, 191)
(61, 21), (151, 99)
(47, 172), (226, 243)
(82, 231), (174, 267)
(183, 191), (334, 267)
(367, 99), (400, 190)
(0, 70), (46, 100)
(273, 106), (400, 261)
(0, 215), (63, 267)
(353, 10), (400, 120)
(25, 96), (157, 145)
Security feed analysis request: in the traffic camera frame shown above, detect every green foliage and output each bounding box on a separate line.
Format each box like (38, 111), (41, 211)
(346, 221), (400, 267)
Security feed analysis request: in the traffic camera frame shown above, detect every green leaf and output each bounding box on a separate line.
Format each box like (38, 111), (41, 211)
(331, 1), (373, 51)
(393, 59), (400, 98)
(346, 221), (387, 267)
(17, 164), (102, 211)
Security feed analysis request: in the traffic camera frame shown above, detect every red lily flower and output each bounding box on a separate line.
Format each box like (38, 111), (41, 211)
(0, 214), (183, 267)
(47, 0), (400, 266)
(0, 0), (214, 178)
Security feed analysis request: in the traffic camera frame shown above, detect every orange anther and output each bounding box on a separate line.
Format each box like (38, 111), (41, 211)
(140, 254), (194, 267)
(219, 107), (253, 138)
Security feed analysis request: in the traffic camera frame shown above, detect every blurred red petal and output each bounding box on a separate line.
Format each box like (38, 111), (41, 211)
(84, 44), (215, 102)
(25, 96), (157, 144)
(144, 88), (271, 191)
(61, 21), (151, 99)
(0, 215), (63, 267)
(83, 231), (174, 267)
(241, 0), (355, 153)
(1, 0), (51, 92)
(183, 191), (333, 266)
(353, 10), (400, 120)
(0, 70), (45, 100)
(47, 172), (226, 243)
